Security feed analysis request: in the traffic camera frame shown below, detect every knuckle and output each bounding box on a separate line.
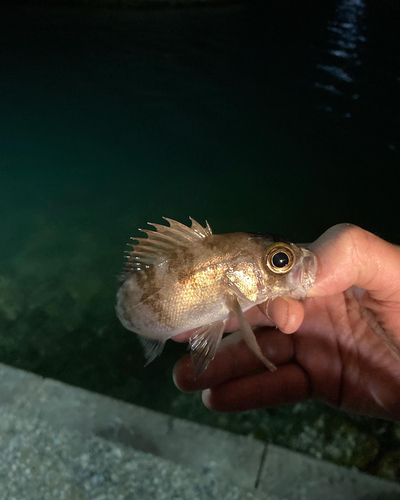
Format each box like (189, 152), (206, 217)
(329, 223), (368, 261)
(331, 223), (363, 244)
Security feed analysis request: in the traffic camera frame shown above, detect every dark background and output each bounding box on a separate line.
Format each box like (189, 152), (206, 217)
(0, 0), (399, 480)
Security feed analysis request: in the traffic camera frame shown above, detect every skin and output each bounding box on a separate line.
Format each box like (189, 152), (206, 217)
(172, 224), (400, 421)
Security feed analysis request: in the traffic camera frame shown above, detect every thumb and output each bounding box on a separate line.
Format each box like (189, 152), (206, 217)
(307, 224), (400, 302)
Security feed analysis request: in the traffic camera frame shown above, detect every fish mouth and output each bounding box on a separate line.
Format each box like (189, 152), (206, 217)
(299, 247), (318, 291)
(289, 247), (318, 299)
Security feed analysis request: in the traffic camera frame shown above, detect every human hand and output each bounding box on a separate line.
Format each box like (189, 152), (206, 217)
(173, 224), (400, 421)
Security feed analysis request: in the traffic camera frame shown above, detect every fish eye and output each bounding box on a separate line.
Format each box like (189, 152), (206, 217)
(266, 245), (295, 274)
(272, 252), (289, 268)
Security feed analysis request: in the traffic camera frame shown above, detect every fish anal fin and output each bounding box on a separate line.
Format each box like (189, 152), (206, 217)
(137, 335), (166, 366)
(189, 320), (226, 379)
(226, 294), (277, 372)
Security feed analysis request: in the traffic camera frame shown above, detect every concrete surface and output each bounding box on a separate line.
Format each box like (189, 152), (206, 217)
(0, 406), (262, 500)
(259, 445), (400, 500)
(1, 363), (400, 500)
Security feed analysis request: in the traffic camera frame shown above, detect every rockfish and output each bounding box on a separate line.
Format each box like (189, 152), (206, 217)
(116, 218), (317, 378)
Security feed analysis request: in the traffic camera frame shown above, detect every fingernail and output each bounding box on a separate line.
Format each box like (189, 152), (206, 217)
(276, 297), (289, 331)
(172, 367), (178, 388)
(172, 357), (192, 390)
(202, 389), (212, 409)
(265, 299), (275, 323)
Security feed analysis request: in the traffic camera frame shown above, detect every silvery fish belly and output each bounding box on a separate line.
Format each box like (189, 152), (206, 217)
(116, 217), (318, 378)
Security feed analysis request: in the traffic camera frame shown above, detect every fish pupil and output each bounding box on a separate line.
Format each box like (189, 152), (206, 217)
(272, 252), (289, 268)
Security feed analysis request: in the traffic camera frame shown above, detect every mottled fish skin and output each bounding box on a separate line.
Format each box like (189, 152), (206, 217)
(118, 232), (281, 337)
(116, 217), (318, 377)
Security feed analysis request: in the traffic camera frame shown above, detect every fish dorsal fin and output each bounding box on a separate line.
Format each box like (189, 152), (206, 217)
(124, 217), (212, 274)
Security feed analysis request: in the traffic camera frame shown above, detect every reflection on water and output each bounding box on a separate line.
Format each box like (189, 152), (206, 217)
(315, 0), (366, 113)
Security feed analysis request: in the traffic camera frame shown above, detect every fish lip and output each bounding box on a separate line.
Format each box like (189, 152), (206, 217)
(288, 247), (318, 299)
(299, 248), (318, 292)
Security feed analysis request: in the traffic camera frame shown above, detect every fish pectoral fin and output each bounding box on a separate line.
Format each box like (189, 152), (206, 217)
(225, 294), (277, 372)
(137, 335), (166, 366)
(189, 320), (226, 379)
(223, 275), (251, 302)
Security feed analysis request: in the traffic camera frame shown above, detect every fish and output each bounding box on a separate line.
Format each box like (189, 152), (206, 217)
(116, 217), (318, 378)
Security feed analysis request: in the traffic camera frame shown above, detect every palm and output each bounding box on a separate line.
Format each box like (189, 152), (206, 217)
(292, 291), (400, 420)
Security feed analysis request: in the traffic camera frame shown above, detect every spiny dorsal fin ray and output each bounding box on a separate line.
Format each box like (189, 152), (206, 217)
(147, 223), (193, 243)
(124, 217), (212, 274)
(130, 238), (176, 252)
(162, 217), (204, 240)
(189, 217), (211, 238)
(138, 230), (179, 247)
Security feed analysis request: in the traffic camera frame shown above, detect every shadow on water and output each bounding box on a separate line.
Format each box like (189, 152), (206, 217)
(0, 0), (399, 481)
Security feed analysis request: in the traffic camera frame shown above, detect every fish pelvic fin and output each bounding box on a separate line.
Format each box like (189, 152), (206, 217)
(124, 217), (212, 275)
(189, 320), (226, 379)
(226, 292), (277, 372)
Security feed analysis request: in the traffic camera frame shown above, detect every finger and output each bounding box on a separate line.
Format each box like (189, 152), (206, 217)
(202, 363), (310, 412)
(307, 224), (400, 302)
(258, 297), (305, 334)
(173, 327), (294, 392)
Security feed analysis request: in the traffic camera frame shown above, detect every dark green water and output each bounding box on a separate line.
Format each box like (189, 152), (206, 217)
(0, 0), (399, 481)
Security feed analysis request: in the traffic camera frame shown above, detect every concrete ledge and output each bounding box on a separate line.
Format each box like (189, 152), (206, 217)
(0, 364), (264, 490)
(1, 363), (400, 499)
(0, 406), (261, 500)
(260, 444), (400, 500)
